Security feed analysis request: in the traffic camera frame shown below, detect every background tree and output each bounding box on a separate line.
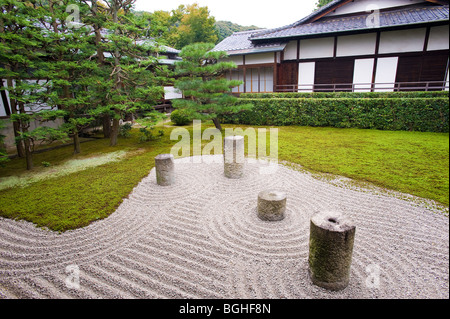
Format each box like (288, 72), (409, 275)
(315, 0), (334, 9)
(95, 0), (165, 146)
(135, 4), (219, 50)
(174, 4), (218, 49)
(215, 21), (260, 43)
(40, 0), (99, 154)
(0, 0), (68, 170)
(173, 43), (252, 131)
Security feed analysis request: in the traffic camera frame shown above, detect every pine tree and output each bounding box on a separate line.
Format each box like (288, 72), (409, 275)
(41, 0), (99, 154)
(72, 1), (166, 147)
(173, 43), (252, 131)
(0, 0), (68, 170)
(97, 0), (166, 147)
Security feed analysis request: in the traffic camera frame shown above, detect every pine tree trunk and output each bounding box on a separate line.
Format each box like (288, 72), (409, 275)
(213, 118), (223, 131)
(103, 114), (111, 138)
(24, 138), (33, 171)
(18, 101), (33, 170)
(110, 117), (120, 147)
(6, 78), (25, 158)
(110, 1), (121, 148)
(73, 129), (81, 154)
(13, 120), (25, 158)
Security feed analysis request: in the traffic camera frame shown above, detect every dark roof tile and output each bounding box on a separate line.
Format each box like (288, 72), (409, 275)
(212, 29), (287, 55)
(250, 5), (449, 41)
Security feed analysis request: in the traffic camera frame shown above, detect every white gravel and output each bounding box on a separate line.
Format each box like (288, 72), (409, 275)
(0, 155), (448, 299)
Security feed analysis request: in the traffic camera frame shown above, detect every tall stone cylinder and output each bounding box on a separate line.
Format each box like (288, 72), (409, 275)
(257, 190), (287, 222)
(155, 154), (175, 186)
(224, 136), (245, 179)
(308, 211), (356, 291)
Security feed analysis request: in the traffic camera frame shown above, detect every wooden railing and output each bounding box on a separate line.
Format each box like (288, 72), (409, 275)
(276, 81), (450, 92)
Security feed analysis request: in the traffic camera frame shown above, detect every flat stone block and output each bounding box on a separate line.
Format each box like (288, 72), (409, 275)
(308, 211), (356, 291)
(257, 190), (287, 221)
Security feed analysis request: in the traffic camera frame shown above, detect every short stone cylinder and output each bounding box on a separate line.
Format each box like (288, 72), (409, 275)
(257, 190), (287, 222)
(224, 136), (245, 179)
(155, 154), (175, 186)
(308, 211), (356, 291)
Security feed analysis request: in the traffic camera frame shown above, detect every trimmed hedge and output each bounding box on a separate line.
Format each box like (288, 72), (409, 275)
(240, 91), (450, 99)
(222, 98), (449, 133)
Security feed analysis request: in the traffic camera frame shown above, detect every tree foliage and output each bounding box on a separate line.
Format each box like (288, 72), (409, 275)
(215, 21), (261, 43)
(315, 0), (334, 9)
(135, 3), (218, 50)
(173, 43), (252, 131)
(0, 0), (167, 168)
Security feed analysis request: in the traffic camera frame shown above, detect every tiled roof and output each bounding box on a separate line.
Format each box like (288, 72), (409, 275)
(251, 4), (449, 41)
(213, 29), (287, 55)
(135, 40), (180, 54)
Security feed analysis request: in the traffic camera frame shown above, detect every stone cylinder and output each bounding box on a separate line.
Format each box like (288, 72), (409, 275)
(308, 211), (356, 291)
(155, 154), (175, 186)
(257, 190), (287, 222)
(224, 136), (245, 179)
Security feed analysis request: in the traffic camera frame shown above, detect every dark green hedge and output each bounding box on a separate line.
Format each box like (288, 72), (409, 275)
(221, 98), (449, 133)
(240, 91), (450, 99)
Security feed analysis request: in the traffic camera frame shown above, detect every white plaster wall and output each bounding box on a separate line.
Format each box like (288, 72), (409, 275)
(427, 25), (450, 51)
(245, 52), (274, 65)
(327, 0), (425, 16)
(298, 62), (315, 92)
(353, 58), (375, 92)
(0, 118), (64, 150)
(224, 55), (244, 66)
(336, 33), (377, 57)
(1, 80), (11, 117)
(0, 119), (11, 149)
(164, 87), (183, 100)
(0, 96), (6, 117)
(446, 67), (449, 92)
(379, 28), (426, 54)
(284, 40), (298, 60)
(374, 57), (399, 92)
(299, 37), (334, 59)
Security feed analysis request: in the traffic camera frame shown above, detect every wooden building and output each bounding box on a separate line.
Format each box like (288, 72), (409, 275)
(214, 0), (450, 93)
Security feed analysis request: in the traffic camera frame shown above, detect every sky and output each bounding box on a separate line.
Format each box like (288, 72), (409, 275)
(133, 0), (318, 29)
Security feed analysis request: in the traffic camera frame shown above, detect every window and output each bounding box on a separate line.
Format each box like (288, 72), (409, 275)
(228, 67), (273, 93)
(229, 69), (244, 93)
(396, 53), (448, 91)
(314, 59), (355, 92)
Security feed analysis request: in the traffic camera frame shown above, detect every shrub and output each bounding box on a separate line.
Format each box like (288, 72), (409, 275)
(139, 127), (164, 143)
(119, 123), (133, 138)
(239, 91), (450, 99)
(42, 161), (51, 167)
(170, 110), (192, 126)
(221, 97), (449, 133)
